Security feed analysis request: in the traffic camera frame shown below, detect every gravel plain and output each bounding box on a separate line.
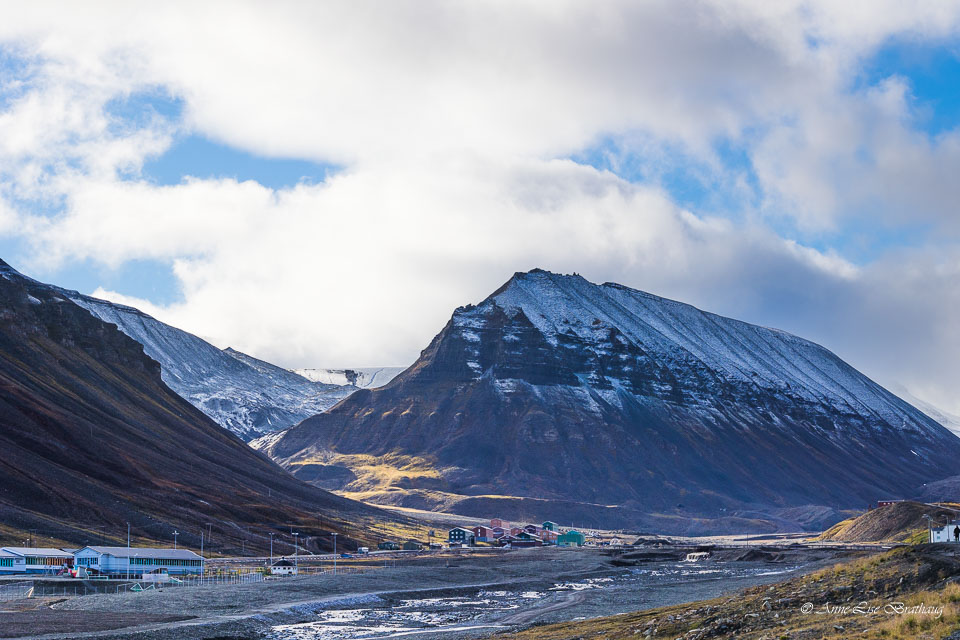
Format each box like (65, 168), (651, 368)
(0, 545), (865, 640)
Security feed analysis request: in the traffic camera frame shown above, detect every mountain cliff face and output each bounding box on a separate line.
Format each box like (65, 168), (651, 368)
(0, 259), (389, 552)
(65, 293), (354, 440)
(257, 269), (960, 533)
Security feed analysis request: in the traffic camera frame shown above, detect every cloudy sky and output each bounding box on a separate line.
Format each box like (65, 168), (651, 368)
(1, 1), (959, 414)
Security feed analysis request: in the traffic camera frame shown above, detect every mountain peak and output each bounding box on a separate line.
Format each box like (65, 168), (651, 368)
(260, 270), (960, 532)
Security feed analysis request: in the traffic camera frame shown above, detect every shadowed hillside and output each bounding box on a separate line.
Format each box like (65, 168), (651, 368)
(0, 259), (408, 553)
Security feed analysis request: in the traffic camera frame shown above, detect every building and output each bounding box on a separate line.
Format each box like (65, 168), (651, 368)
(0, 548), (73, 574)
(513, 532), (543, 548)
(378, 541), (400, 550)
(877, 500), (905, 508)
(542, 521), (559, 531)
(509, 526), (523, 536)
(523, 524), (540, 536)
(557, 530), (586, 547)
(497, 535), (519, 547)
(490, 526), (506, 539)
(0, 549), (17, 574)
(472, 526), (494, 542)
(73, 546), (203, 576)
(930, 521), (960, 543)
(448, 527), (475, 546)
(271, 559), (297, 575)
(540, 530), (559, 544)
(490, 518), (509, 529)
(402, 540), (423, 551)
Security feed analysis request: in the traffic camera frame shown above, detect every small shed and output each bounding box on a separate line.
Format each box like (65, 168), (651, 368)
(930, 521), (960, 543)
(402, 540), (423, 551)
(271, 558), (298, 576)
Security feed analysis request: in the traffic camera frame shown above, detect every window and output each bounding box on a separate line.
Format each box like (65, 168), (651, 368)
(0, 558), (12, 567)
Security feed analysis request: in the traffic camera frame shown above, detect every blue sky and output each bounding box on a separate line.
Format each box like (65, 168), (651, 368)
(1, 2), (959, 412)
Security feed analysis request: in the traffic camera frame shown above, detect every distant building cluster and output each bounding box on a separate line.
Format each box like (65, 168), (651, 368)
(0, 546), (203, 577)
(448, 519), (588, 548)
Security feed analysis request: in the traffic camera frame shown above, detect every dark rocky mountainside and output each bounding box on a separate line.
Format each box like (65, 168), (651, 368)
(0, 259), (396, 552)
(257, 269), (960, 533)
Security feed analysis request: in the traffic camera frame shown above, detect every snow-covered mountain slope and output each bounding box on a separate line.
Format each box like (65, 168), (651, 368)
(890, 385), (960, 439)
(258, 269), (960, 532)
(295, 367), (406, 389)
(66, 293), (355, 441)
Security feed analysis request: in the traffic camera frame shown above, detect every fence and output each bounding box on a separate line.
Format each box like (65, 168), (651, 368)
(0, 581), (32, 601)
(0, 570), (266, 600)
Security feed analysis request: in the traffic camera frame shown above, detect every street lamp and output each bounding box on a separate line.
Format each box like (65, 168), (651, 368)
(269, 533), (275, 565)
(173, 530), (179, 550)
(293, 532), (299, 567)
(923, 514), (940, 544)
(332, 532), (338, 575)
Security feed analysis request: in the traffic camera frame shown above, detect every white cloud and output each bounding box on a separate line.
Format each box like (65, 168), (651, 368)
(0, 1), (959, 416)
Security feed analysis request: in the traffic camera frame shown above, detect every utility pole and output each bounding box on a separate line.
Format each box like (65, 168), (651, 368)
(269, 533), (274, 565)
(293, 532), (299, 568)
(173, 530), (179, 549)
(200, 530), (205, 583)
(127, 523), (130, 549)
(332, 532), (338, 575)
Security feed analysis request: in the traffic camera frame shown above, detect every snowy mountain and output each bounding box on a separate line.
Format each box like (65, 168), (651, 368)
(65, 292), (355, 441)
(257, 269), (960, 532)
(890, 385), (960, 439)
(295, 367), (406, 389)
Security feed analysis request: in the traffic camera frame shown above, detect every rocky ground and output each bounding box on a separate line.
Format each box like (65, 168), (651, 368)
(499, 544), (960, 640)
(0, 545), (863, 640)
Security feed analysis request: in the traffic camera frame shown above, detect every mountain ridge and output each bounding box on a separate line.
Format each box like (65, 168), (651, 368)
(62, 289), (355, 440)
(257, 269), (960, 533)
(0, 258), (393, 552)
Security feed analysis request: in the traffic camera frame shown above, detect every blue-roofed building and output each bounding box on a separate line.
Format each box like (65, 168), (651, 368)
(0, 547), (73, 574)
(73, 546), (203, 576)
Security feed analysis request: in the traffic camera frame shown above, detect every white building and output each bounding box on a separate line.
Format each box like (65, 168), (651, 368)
(73, 546), (203, 576)
(930, 521), (960, 543)
(270, 558), (297, 576)
(0, 547), (73, 574)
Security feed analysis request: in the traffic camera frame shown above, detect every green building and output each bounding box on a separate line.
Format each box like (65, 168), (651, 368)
(542, 521), (559, 531)
(557, 530), (585, 547)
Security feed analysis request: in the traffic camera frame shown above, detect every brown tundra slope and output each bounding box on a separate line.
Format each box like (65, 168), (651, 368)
(0, 259), (404, 553)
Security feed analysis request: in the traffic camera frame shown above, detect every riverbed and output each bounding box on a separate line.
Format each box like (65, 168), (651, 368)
(266, 560), (807, 640)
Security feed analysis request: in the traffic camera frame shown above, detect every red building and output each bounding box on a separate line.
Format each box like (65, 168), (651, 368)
(472, 525), (494, 541)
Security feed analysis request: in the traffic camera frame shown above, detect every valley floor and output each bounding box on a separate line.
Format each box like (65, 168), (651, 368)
(0, 544), (863, 639)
